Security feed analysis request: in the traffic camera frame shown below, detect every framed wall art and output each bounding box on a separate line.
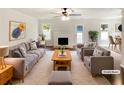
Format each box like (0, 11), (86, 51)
(115, 24), (122, 32)
(9, 21), (26, 41)
(100, 24), (109, 31)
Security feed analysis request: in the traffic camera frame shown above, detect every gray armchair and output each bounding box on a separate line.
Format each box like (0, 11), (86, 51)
(83, 46), (114, 77)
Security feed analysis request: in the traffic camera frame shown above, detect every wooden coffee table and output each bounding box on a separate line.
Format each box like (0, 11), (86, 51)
(51, 50), (72, 71)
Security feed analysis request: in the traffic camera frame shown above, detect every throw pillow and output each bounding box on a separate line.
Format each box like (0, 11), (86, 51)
(30, 41), (37, 50)
(36, 41), (42, 48)
(84, 42), (89, 47)
(88, 42), (96, 48)
(24, 42), (30, 51)
(93, 48), (103, 56)
(12, 49), (23, 58)
(19, 47), (27, 57)
(77, 44), (84, 48)
(84, 42), (96, 48)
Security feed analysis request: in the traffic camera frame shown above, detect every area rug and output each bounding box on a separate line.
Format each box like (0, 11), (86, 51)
(15, 50), (110, 85)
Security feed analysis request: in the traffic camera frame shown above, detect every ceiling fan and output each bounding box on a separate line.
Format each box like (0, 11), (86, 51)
(61, 8), (81, 16)
(53, 8), (82, 21)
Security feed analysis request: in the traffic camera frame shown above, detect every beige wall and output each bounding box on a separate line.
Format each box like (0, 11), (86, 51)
(0, 9), (38, 46)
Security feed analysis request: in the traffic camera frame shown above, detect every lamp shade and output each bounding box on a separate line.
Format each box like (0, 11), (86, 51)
(0, 46), (9, 57)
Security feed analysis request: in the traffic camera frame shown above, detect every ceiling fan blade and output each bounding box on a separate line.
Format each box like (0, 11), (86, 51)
(53, 15), (61, 18)
(70, 14), (82, 16)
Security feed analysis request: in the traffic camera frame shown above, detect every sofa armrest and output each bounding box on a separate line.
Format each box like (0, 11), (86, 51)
(90, 56), (114, 75)
(4, 58), (25, 81)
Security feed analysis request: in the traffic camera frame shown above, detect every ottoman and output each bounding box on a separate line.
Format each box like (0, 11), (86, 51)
(48, 71), (72, 85)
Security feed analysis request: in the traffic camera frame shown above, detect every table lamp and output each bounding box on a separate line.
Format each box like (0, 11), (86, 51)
(0, 46), (9, 70)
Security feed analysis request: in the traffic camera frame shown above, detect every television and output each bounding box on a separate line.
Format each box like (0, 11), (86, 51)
(58, 37), (68, 45)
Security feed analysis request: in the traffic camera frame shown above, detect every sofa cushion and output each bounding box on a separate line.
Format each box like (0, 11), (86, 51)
(84, 56), (91, 62)
(95, 46), (110, 56)
(93, 48), (103, 56)
(77, 43), (84, 48)
(84, 42), (96, 48)
(36, 41), (43, 48)
(24, 42), (30, 51)
(25, 54), (38, 64)
(38, 48), (45, 54)
(20, 43), (27, 51)
(27, 48), (44, 59)
(24, 54), (38, 74)
(12, 48), (23, 58)
(19, 47), (27, 57)
(30, 41), (38, 50)
(102, 50), (110, 56)
(27, 50), (41, 59)
(84, 42), (89, 47)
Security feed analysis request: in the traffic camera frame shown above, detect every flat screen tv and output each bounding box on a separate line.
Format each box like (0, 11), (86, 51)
(58, 37), (68, 45)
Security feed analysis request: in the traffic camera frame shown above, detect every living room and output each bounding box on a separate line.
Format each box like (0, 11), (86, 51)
(0, 8), (123, 85)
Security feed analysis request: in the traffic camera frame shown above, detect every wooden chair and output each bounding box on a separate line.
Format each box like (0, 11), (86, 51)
(108, 36), (116, 49)
(115, 37), (121, 50)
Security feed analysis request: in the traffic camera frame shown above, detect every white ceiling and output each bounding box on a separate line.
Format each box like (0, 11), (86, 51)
(13, 8), (122, 19)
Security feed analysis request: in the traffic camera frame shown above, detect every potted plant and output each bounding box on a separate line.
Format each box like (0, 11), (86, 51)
(89, 31), (99, 42)
(39, 33), (45, 41)
(38, 33), (46, 46)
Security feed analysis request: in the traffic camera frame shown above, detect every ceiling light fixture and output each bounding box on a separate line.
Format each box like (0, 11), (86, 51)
(60, 8), (71, 21)
(61, 16), (70, 21)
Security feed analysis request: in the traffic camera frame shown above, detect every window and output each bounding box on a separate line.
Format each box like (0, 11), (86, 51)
(42, 24), (51, 40)
(101, 31), (108, 41)
(76, 25), (83, 44)
(100, 24), (109, 41)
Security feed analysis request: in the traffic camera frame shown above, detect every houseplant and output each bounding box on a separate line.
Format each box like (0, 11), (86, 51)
(39, 33), (45, 41)
(89, 31), (99, 42)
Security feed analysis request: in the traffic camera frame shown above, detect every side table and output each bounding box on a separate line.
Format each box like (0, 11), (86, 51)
(0, 65), (13, 85)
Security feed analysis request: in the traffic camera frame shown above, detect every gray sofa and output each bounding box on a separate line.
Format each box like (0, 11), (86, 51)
(83, 46), (114, 76)
(4, 42), (45, 82)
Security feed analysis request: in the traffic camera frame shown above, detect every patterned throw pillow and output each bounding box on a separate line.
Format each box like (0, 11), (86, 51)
(84, 42), (89, 47)
(30, 41), (37, 50)
(25, 42), (30, 51)
(84, 42), (96, 48)
(12, 49), (23, 58)
(93, 48), (103, 56)
(19, 47), (27, 57)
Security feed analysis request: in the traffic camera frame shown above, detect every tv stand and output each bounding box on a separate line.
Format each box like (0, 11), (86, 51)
(53, 45), (74, 50)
